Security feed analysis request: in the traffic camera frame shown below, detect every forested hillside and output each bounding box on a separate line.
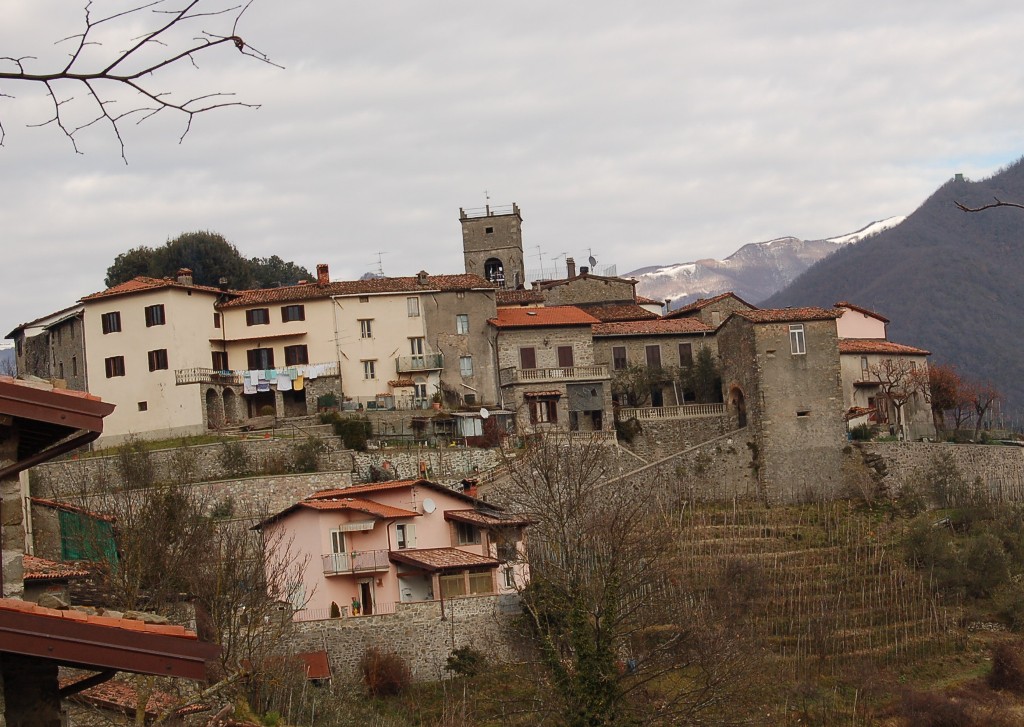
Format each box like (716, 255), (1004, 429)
(765, 158), (1024, 413)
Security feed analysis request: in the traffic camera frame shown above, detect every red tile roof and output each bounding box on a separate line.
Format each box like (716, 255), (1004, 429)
(733, 307), (841, 324)
(297, 650), (332, 680)
(23, 554), (90, 581)
(0, 375), (105, 404)
(299, 497), (419, 519)
(835, 301), (890, 323)
(634, 295), (663, 306)
(31, 497), (116, 522)
(219, 274), (495, 308)
(389, 547), (499, 572)
(496, 289), (545, 306)
(0, 598), (199, 639)
(577, 303), (659, 322)
(838, 339), (930, 356)
(81, 276), (226, 302)
(592, 318), (713, 336)
(444, 509), (534, 527)
(664, 292), (756, 318)
(489, 306), (600, 329)
(537, 271), (635, 289)
(61, 677), (208, 718)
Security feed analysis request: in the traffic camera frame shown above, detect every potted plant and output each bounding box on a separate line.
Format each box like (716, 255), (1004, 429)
(431, 390), (443, 410)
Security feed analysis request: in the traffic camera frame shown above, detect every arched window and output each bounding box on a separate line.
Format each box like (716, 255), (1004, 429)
(484, 258), (506, 287)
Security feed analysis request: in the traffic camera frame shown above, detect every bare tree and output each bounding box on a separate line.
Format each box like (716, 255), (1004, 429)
(0, 0), (280, 160)
(868, 358), (926, 440)
(968, 380), (1001, 442)
(490, 433), (754, 726)
(956, 198), (1024, 213)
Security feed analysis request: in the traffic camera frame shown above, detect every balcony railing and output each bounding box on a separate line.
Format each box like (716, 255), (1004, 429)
(616, 403), (726, 421)
(499, 365), (609, 386)
(175, 360), (339, 386)
(321, 550), (391, 576)
(396, 354), (444, 373)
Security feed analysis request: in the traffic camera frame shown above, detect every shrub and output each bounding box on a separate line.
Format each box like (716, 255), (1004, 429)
(962, 532), (1010, 598)
(989, 641), (1024, 693)
(289, 436), (326, 473)
(258, 404), (276, 417)
(219, 440), (251, 478)
(331, 416), (372, 452)
(116, 436), (156, 488)
(445, 646), (485, 677)
(850, 423), (872, 441)
(360, 647), (411, 697)
(209, 496), (235, 520)
(897, 689), (971, 727)
(614, 417), (642, 444)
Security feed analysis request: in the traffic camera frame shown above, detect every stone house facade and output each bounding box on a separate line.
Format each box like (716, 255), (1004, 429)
(664, 292), (757, 328)
(489, 306), (612, 434)
(716, 307), (847, 502)
(7, 304), (87, 391)
(537, 270), (638, 307)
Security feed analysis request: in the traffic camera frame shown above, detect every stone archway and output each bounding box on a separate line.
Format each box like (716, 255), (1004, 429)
(223, 388), (239, 425)
(729, 385), (747, 428)
(206, 387), (225, 430)
(484, 257), (505, 287)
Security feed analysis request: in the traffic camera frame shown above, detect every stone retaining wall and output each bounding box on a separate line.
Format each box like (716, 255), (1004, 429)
(618, 414), (732, 463)
(860, 441), (1024, 500)
(353, 448), (499, 484)
(287, 594), (525, 681)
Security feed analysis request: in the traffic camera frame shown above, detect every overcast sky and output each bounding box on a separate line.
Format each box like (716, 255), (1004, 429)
(3, 0), (1023, 337)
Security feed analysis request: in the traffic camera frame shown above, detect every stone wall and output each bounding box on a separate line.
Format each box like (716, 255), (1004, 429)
(354, 448), (500, 484)
(287, 594), (525, 681)
(540, 275), (635, 306)
(30, 436), (355, 497)
(860, 441), (1024, 501)
(618, 414), (731, 462)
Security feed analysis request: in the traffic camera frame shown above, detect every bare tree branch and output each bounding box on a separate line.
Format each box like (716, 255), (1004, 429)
(955, 197), (1024, 213)
(0, 0), (281, 161)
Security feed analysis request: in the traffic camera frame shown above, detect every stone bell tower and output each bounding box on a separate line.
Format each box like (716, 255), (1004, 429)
(460, 203), (525, 289)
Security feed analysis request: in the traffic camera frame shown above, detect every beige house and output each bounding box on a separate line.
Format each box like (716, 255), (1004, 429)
(80, 272), (226, 444)
(489, 306), (612, 435)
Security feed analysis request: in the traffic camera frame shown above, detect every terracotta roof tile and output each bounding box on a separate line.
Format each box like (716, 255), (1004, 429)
(592, 318), (713, 336)
(61, 677), (208, 717)
(577, 303), (660, 322)
(835, 301), (890, 323)
(489, 306), (600, 329)
(23, 554), (90, 581)
(299, 497), (419, 519)
(664, 292), (756, 318)
(537, 271), (635, 289)
(496, 289), (545, 306)
(0, 598), (200, 640)
(389, 547), (499, 572)
(297, 650), (332, 680)
(219, 274), (495, 308)
(307, 479), (430, 499)
(31, 497), (116, 522)
(838, 338), (930, 356)
(444, 509), (534, 527)
(81, 276), (227, 302)
(733, 307), (841, 324)
(634, 295), (663, 306)
(0, 376), (105, 404)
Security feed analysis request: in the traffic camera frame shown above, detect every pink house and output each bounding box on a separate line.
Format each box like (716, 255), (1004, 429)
(259, 479), (530, 619)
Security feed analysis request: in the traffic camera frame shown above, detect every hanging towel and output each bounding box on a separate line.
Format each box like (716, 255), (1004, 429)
(269, 370), (278, 381)
(307, 365), (319, 380)
(248, 370), (260, 385)
(243, 378), (256, 395)
(257, 382), (271, 392)
(294, 375), (305, 391)
(277, 376), (292, 391)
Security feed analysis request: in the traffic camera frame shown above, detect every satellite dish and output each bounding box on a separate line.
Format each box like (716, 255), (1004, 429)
(479, 407), (490, 420)
(422, 498), (436, 514)
(588, 255), (598, 268)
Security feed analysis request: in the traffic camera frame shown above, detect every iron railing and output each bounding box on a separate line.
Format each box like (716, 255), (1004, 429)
(321, 550), (391, 575)
(395, 354), (444, 372)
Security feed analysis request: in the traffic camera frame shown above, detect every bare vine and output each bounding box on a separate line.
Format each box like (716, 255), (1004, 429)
(0, 0), (281, 161)
(955, 198), (1024, 213)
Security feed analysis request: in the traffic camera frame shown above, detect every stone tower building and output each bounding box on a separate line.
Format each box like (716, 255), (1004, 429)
(460, 203), (525, 289)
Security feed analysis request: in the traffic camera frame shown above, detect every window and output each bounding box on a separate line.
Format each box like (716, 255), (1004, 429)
(557, 346), (574, 368)
(519, 347), (536, 369)
(246, 308), (270, 326)
(678, 342), (693, 367)
(144, 304), (165, 327)
(363, 360), (376, 380)
(789, 324), (806, 355)
(284, 345), (309, 365)
(359, 295), (369, 303)
(860, 356), (869, 374)
(456, 314), (469, 334)
(455, 521), (481, 545)
(147, 349), (168, 371)
(212, 351), (229, 370)
(101, 311), (121, 334)
(797, 409), (811, 417)
(281, 305), (305, 322)
(137, 401), (148, 412)
(58, 362), (64, 379)
(214, 312), (221, 328)
(359, 319), (373, 338)
(104, 356), (125, 378)
(468, 570), (493, 594)
(407, 297), (420, 317)
(246, 348), (274, 369)
(529, 397), (558, 424)
(396, 523), (416, 549)
(440, 573), (467, 599)
(503, 566), (516, 588)
(612, 346), (627, 370)
(71, 356), (77, 376)
(460, 356), (474, 376)
(485, 226), (494, 234)
(15, 338), (21, 356)
(645, 344), (662, 368)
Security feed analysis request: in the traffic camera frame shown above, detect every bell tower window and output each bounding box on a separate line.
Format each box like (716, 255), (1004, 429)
(484, 258), (506, 287)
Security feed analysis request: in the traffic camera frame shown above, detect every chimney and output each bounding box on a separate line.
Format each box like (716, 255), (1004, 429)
(579, 266), (589, 276)
(176, 268), (193, 286)
(316, 263), (329, 286)
(417, 270), (429, 286)
(218, 277), (229, 292)
(566, 257), (576, 279)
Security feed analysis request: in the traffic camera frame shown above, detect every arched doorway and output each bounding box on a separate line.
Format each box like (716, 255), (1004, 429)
(206, 388), (225, 430)
(223, 388), (239, 424)
(729, 386), (747, 428)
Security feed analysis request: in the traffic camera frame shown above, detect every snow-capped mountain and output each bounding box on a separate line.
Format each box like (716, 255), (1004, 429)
(628, 216), (905, 308)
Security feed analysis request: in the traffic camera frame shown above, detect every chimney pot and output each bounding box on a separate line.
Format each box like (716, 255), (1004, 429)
(316, 263), (330, 286)
(218, 277), (229, 292)
(566, 257), (576, 279)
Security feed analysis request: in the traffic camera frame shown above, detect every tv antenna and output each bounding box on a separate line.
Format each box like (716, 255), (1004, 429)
(372, 252), (388, 277)
(588, 248), (598, 269)
(534, 245), (545, 279)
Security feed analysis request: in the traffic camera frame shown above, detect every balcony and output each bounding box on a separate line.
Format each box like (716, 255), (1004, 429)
(499, 365), (609, 386)
(321, 550), (391, 576)
(396, 354), (444, 373)
(175, 360), (339, 386)
(616, 403), (726, 421)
